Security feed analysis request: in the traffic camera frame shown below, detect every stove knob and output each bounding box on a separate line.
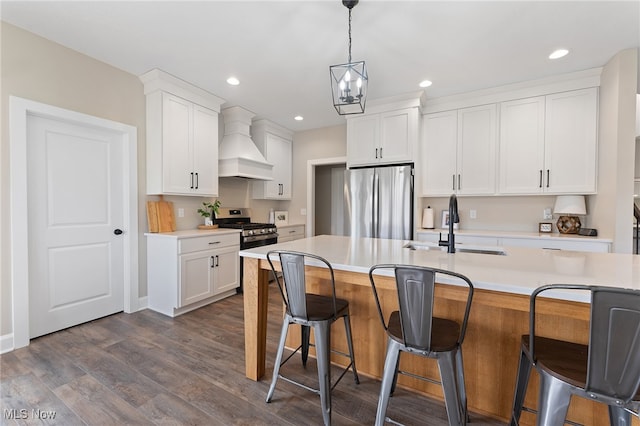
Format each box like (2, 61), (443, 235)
(248, 230), (254, 236)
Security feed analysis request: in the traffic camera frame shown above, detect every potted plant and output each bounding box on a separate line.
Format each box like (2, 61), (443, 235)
(198, 200), (221, 227)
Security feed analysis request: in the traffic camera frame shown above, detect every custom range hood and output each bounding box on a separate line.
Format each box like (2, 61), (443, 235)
(218, 106), (273, 180)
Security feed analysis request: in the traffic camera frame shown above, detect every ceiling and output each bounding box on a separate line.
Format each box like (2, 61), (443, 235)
(2, 1), (639, 132)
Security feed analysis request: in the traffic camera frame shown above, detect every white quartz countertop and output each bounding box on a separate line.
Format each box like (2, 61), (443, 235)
(415, 228), (612, 243)
(239, 235), (640, 303)
(144, 228), (241, 239)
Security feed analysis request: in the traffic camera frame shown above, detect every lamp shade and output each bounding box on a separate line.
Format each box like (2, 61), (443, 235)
(553, 195), (586, 215)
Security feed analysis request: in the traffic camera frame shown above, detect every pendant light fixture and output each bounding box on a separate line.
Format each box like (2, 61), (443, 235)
(330, 0), (368, 115)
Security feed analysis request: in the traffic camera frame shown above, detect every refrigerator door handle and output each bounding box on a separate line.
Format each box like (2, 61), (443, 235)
(372, 171), (379, 238)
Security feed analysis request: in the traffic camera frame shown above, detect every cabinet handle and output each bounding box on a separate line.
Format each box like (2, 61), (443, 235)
(195, 172), (199, 189)
(452, 174), (455, 191)
(458, 174), (461, 190)
(190, 172), (194, 189)
(215, 255), (219, 267)
(539, 170), (543, 188)
(210, 256), (215, 268)
(546, 170), (550, 188)
(208, 241), (220, 245)
(289, 230), (295, 234)
(375, 148), (378, 159)
(379, 147), (383, 158)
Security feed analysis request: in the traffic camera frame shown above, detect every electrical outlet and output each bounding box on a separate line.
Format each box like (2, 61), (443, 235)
(178, 208), (184, 218)
(543, 208), (552, 220)
(470, 209), (477, 219)
(300, 208), (307, 216)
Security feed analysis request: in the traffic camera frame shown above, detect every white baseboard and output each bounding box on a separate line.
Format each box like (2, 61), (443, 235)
(137, 296), (148, 311)
(1, 333), (14, 354)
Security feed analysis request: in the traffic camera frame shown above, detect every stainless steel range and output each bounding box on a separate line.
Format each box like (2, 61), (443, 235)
(216, 208), (278, 292)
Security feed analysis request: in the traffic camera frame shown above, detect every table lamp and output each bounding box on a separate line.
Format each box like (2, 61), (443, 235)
(553, 195), (586, 234)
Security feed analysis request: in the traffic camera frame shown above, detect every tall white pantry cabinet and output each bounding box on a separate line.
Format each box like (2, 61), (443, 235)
(140, 69), (225, 196)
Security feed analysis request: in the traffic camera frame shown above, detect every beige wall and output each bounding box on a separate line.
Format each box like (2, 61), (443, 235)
(591, 48), (638, 253)
(1, 22), (147, 336)
(284, 124), (347, 228)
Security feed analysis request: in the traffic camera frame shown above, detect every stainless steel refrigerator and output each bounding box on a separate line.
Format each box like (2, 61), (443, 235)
(343, 164), (414, 240)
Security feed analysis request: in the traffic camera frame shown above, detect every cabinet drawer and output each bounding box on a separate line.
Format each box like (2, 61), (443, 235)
(278, 225), (305, 242)
(179, 233), (239, 254)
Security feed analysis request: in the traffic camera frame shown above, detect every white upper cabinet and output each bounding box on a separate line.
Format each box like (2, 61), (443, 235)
(544, 88), (598, 194)
(498, 88), (598, 194)
(251, 119), (293, 200)
(420, 104), (497, 196)
(421, 110), (457, 196)
(140, 69), (225, 196)
(347, 107), (419, 167)
(498, 96), (546, 194)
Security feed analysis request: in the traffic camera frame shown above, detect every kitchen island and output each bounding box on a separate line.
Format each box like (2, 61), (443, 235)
(240, 235), (640, 424)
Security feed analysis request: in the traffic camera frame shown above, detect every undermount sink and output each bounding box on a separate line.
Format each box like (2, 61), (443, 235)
(403, 242), (506, 256)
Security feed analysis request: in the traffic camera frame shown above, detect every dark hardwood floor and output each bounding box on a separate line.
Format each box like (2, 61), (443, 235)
(1, 287), (506, 425)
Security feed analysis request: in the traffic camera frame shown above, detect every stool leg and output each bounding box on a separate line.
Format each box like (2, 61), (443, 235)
(608, 405), (631, 426)
(314, 321), (332, 426)
(342, 313), (360, 384)
(376, 339), (401, 426)
(455, 348), (468, 423)
(301, 325), (310, 367)
(390, 354), (400, 396)
(510, 347), (532, 426)
(266, 316), (291, 403)
(536, 372), (571, 426)
(438, 351), (464, 426)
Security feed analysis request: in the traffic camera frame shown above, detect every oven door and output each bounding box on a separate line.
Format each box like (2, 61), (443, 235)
(239, 233), (278, 293)
(242, 233), (278, 249)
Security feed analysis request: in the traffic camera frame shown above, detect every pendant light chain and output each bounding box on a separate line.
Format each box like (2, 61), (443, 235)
(348, 8), (352, 63)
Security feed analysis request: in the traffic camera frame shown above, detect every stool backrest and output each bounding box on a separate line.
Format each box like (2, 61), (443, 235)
(530, 284), (640, 404)
(588, 287), (640, 401)
(267, 250), (337, 321)
(369, 264), (474, 351)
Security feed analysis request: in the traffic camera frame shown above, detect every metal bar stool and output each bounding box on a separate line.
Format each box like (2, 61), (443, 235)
(510, 284), (640, 426)
(265, 250), (359, 426)
(369, 264), (474, 426)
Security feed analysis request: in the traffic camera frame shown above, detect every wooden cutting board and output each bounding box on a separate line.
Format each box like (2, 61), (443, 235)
(146, 199), (176, 233)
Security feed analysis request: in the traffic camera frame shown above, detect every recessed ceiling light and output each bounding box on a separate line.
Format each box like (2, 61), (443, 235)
(549, 49), (569, 60)
(294, 115), (304, 121)
(226, 76), (240, 85)
(419, 80), (433, 88)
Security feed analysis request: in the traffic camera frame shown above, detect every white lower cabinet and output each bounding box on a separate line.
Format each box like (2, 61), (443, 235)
(147, 231), (240, 317)
(277, 224), (305, 243)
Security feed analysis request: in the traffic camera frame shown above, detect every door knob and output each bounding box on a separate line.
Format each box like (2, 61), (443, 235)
(114, 229), (123, 235)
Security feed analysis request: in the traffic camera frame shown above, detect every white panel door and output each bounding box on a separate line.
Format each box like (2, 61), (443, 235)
(27, 115), (125, 338)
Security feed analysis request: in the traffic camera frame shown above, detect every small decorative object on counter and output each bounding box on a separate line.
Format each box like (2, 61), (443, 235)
(553, 195), (586, 234)
(539, 222), (553, 233)
(268, 208), (275, 224)
(197, 200), (221, 229)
